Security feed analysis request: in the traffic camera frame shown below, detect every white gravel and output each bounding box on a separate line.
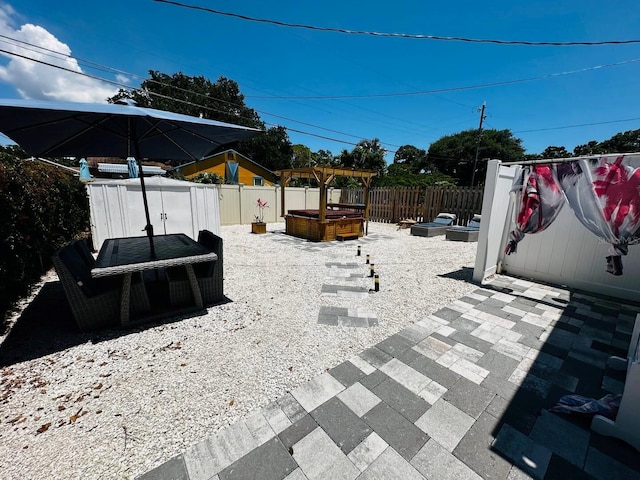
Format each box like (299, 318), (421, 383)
(0, 222), (479, 480)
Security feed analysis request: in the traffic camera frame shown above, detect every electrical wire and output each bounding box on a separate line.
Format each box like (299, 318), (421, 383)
(2, 36), (638, 151)
(153, 0), (640, 46)
(0, 36), (402, 148)
(0, 47), (386, 149)
(246, 58), (640, 100)
(4, 33), (639, 144)
(514, 117), (640, 133)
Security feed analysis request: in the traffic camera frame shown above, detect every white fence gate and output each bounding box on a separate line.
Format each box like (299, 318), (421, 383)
(474, 160), (640, 301)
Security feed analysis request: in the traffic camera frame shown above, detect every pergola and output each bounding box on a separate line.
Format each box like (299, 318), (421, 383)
(276, 166), (377, 239)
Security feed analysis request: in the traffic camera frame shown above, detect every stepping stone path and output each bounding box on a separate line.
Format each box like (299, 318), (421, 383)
(319, 260), (378, 328)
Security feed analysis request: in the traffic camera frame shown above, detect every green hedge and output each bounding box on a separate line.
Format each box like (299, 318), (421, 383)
(0, 153), (90, 322)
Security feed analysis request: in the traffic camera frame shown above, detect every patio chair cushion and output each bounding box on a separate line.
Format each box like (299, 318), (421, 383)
(72, 239), (95, 268)
(195, 230), (222, 277)
(432, 213), (456, 225)
(58, 244), (120, 297)
(468, 215), (482, 228)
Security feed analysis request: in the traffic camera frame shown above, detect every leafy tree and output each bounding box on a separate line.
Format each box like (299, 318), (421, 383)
(393, 145), (430, 174)
(108, 71), (262, 128)
(378, 162), (456, 187)
(337, 139), (386, 176)
(574, 129), (640, 155)
(600, 129), (640, 152)
(312, 149), (337, 166)
(540, 146), (570, 159)
(428, 128), (525, 186)
(573, 141), (604, 156)
(108, 70), (297, 171)
(291, 144), (313, 168)
(237, 125), (293, 172)
(334, 139), (387, 187)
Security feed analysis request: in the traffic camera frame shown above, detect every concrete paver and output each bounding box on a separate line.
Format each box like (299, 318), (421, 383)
(138, 276), (640, 480)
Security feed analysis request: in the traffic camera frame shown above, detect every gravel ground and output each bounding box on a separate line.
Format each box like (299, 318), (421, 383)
(0, 222), (479, 480)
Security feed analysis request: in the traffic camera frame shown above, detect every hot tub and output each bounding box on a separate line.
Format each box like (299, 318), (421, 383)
(285, 209), (364, 242)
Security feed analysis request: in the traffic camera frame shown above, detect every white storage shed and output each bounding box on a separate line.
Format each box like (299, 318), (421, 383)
(86, 177), (221, 251)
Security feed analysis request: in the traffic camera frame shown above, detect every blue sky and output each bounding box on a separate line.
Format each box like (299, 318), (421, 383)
(1, 1), (639, 163)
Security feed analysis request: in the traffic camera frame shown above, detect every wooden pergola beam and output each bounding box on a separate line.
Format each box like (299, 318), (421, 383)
(275, 166), (377, 235)
(280, 175), (291, 216)
(276, 166), (377, 182)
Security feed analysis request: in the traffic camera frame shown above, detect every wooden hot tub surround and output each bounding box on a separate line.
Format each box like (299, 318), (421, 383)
(285, 209), (364, 242)
(276, 167), (377, 242)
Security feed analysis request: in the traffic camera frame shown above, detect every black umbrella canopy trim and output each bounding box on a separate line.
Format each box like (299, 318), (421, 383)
(0, 98), (263, 161)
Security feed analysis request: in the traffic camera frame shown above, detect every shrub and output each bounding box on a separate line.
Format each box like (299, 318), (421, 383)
(0, 153), (90, 323)
(189, 172), (224, 184)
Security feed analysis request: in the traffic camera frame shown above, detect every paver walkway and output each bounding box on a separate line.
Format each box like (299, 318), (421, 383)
(319, 261), (377, 328)
(139, 275), (640, 480)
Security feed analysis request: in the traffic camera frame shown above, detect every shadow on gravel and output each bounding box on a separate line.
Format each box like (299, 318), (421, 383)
(0, 280), (232, 367)
(437, 266), (475, 282)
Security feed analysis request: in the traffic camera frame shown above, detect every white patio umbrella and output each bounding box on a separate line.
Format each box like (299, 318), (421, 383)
(0, 98), (263, 257)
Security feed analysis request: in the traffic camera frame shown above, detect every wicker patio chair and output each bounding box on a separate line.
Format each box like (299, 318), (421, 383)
(72, 239), (95, 268)
(53, 244), (151, 331)
(166, 230), (224, 307)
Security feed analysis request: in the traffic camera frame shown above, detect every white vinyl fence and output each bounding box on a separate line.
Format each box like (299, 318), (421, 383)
(474, 160), (640, 301)
(217, 184), (341, 225)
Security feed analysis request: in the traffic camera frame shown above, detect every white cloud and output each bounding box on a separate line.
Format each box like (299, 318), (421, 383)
(0, 4), (119, 102)
(115, 73), (132, 85)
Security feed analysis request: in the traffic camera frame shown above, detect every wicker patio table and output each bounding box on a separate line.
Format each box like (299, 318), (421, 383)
(92, 234), (218, 325)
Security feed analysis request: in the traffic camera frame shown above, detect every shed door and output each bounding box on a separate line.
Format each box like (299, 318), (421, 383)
(127, 188), (164, 237)
(160, 187), (193, 236)
(126, 187), (193, 237)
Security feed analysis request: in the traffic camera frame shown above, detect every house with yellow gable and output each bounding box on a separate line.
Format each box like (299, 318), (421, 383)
(176, 149), (278, 186)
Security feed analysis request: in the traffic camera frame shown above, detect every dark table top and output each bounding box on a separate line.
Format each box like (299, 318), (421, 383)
(92, 233), (217, 278)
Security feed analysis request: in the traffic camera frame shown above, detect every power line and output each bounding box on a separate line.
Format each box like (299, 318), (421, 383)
(0, 33), (139, 80)
(2, 36), (637, 152)
(514, 117), (640, 133)
(4, 33), (639, 147)
(246, 58), (640, 100)
(153, 0), (640, 46)
(0, 36), (403, 149)
(0, 47), (389, 149)
(0, 47), (134, 90)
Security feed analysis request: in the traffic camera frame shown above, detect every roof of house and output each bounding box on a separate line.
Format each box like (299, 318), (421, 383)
(172, 149), (277, 176)
(97, 163), (166, 175)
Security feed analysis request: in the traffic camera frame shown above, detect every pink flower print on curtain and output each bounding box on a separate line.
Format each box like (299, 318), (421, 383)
(504, 164), (565, 255)
(555, 154), (640, 276)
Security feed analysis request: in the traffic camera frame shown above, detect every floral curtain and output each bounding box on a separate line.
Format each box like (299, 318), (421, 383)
(505, 154), (640, 276)
(504, 164), (565, 255)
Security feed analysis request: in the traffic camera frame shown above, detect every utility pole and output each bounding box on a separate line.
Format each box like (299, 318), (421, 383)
(470, 102), (486, 188)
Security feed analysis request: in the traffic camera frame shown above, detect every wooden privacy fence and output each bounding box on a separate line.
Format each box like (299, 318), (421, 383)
(341, 186), (484, 225)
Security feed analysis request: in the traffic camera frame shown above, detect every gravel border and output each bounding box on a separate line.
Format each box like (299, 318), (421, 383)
(0, 222), (479, 479)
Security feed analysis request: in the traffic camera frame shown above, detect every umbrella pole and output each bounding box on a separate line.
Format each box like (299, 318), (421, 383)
(132, 128), (156, 259)
(136, 157), (156, 258)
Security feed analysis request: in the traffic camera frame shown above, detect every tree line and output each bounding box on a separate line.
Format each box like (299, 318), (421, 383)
(89, 71), (640, 187)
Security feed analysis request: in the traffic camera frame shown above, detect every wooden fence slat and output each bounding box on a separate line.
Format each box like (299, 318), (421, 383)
(341, 186), (483, 226)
